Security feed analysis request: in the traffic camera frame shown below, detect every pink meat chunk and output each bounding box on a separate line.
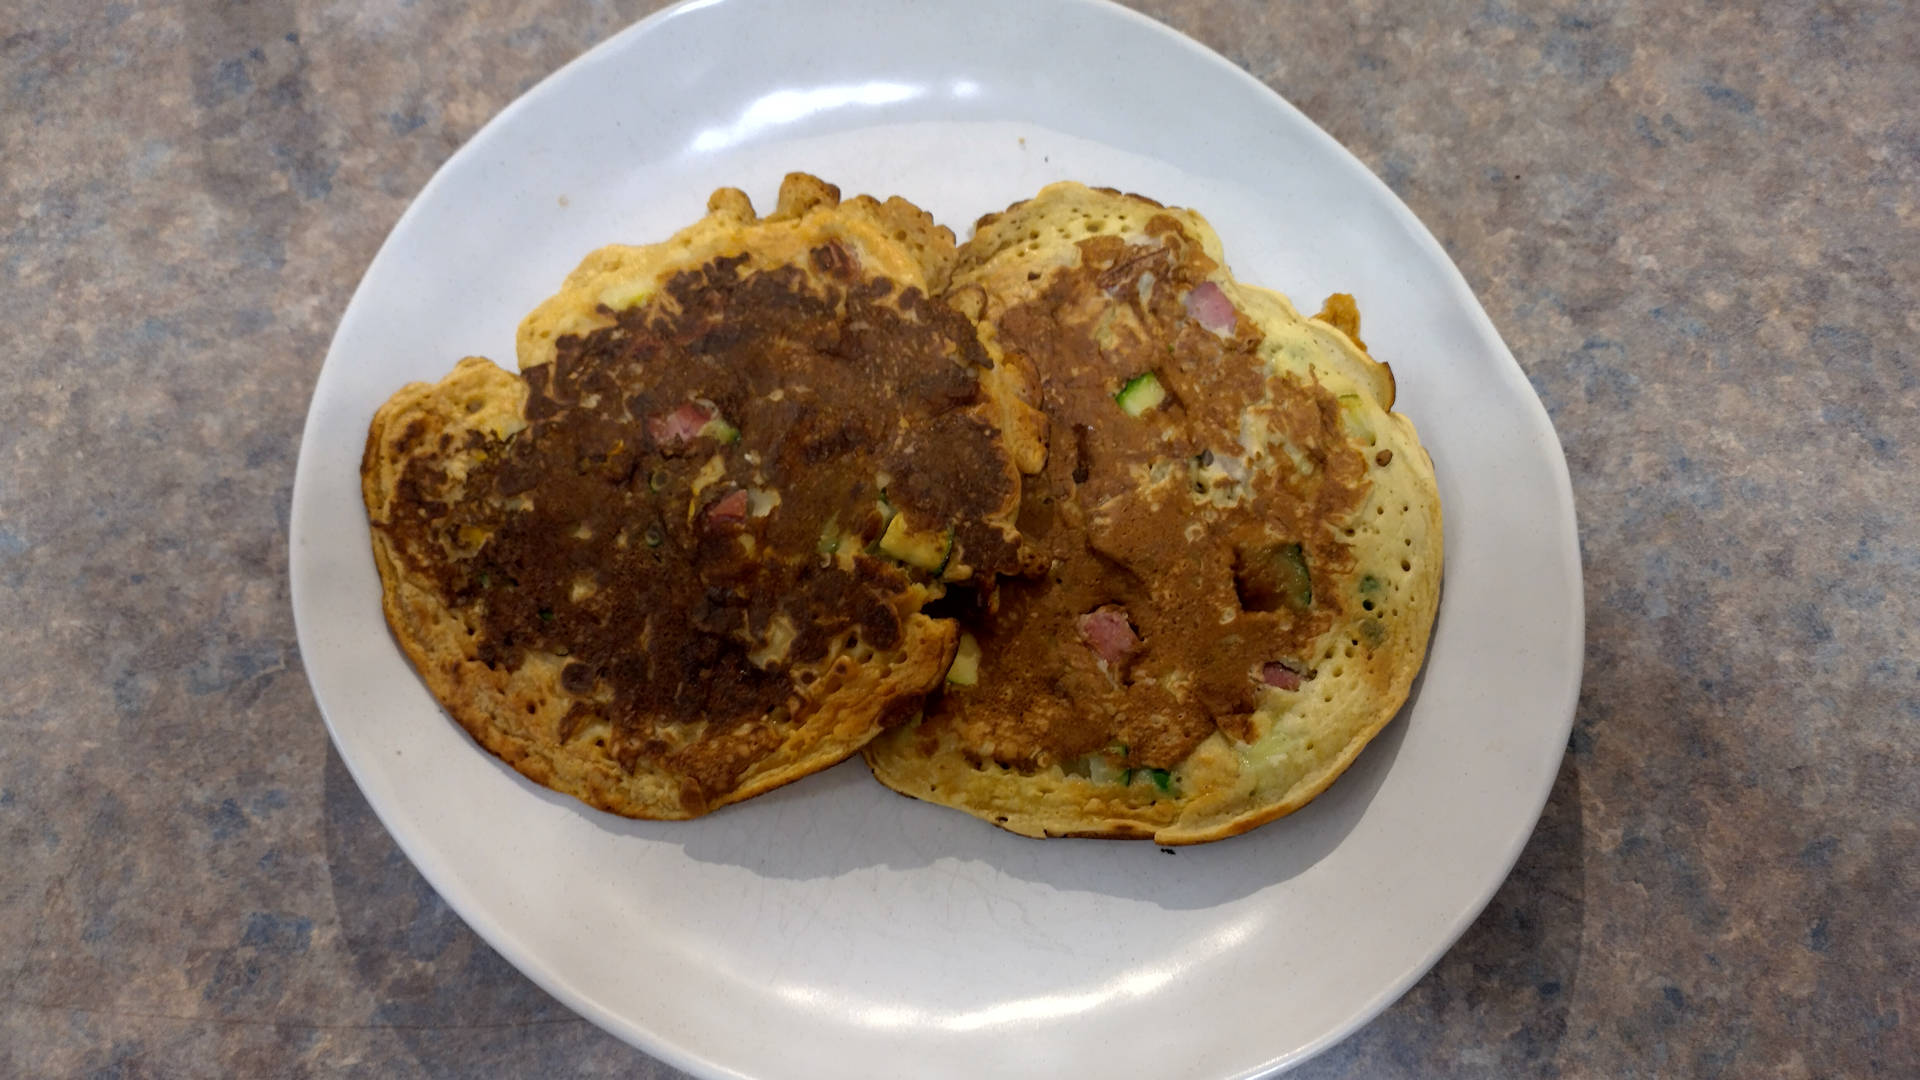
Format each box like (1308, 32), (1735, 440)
(1078, 606), (1141, 667)
(704, 489), (749, 527)
(1260, 662), (1304, 691)
(648, 400), (715, 447)
(1185, 281), (1238, 335)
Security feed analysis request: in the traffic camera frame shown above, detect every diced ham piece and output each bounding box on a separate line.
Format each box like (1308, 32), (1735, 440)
(1185, 281), (1238, 335)
(704, 489), (749, 528)
(1078, 606), (1141, 667)
(1260, 661), (1304, 691)
(648, 400), (714, 447)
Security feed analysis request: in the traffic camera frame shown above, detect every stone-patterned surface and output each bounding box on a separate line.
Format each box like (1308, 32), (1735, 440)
(1, 0), (1913, 1075)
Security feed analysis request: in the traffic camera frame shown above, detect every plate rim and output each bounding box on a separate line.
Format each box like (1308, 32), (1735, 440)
(288, 1), (1585, 1076)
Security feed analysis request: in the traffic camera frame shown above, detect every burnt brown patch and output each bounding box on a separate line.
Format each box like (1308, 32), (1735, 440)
(932, 220), (1370, 771)
(377, 252), (1025, 807)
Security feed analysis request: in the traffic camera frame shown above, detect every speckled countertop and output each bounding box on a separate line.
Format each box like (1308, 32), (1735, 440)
(2, 0), (1914, 1076)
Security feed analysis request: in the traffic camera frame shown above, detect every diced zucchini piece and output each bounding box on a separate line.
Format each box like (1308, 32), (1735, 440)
(1148, 768), (1174, 794)
(1274, 543), (1313, 610)
(863, 497), (896, 555)
(700, 417), (741, 444)
(946, 632), (982, 686)
(1085, 752), (1126, 785)
(878, 514), (953, 571)
(1115, 372), (1166, 416)
(1236, 542), (1314, 612)
(745, 488), (780, 518)
(935, 531), (957, 577)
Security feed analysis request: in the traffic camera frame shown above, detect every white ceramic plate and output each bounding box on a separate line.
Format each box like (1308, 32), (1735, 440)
(290, 1), (1582, 1076)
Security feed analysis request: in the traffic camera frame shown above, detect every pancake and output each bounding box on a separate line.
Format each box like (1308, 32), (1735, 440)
(362, 174), (1041, 819)
(862, 183), (1443, 844)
